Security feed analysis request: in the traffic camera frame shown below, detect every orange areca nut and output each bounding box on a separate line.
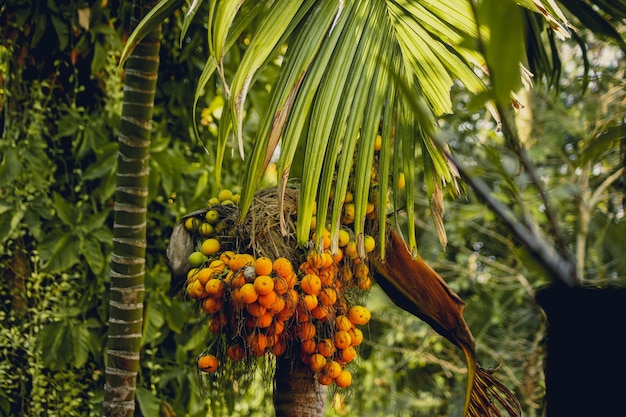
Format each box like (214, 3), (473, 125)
(272, 257), (294, 278)
(196, 267), (213, 285)
(335, 369), (352, 388)
(256, 311), (273, 328)
(197, 354), (219, 373)
(322, 360), (342, 379)
(348, 328), (364, 346)
(227, 344), (246, 362)
(253, 275), (274, 295)
(187, 280), (207, 299)
(306, 251), (326, 270)
(340, 346), (358, 363)
(317, 338), (336, 358)
(271, 338), (287, 356)
(309, 353), (327, 373)
(348, 305), (371, 325)
(300, 338), (318, 354)
(254, 256), (273, 276)
(238, 283), (259, 304)
(295, 321), (317, 341)
(303, 294), (319, 311)
(229, 253), (255, 272)
(310, 305), (331, 320)
(334, 330), (352, 350)
(318, 373), (334, 386)
(319, 287), (338, 306)
(246, 302), (266, 317)
(335, 315), (353, 332)
(301, 274), (322, 296)
(247, 332), (269, 356)
(201, 297), (224, 315)
(205, 278), (225, 298)
(258, 290), (279, 310)
(273, 276), (289, 295)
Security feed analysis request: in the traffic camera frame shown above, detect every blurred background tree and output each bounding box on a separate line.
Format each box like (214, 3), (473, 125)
(1, 1), (624, 416)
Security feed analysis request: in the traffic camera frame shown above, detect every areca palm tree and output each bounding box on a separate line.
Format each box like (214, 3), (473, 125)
(104, 1), (162, 416)
(124, 0), (625, 415)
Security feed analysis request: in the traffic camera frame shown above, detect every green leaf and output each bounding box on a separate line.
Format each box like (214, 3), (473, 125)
(72, 324), (92, 368)
(478, 0), (525, 106)
(229, 0), (311, 158)
(142, 300), (165, 346)
(39, 230), (81, 273)
(119, 0), (184, 68)
(80, 235), (105, 274)
(136, 387), (161, 417)
(53, 193), (77, 228)
(180, 0), (205, 47)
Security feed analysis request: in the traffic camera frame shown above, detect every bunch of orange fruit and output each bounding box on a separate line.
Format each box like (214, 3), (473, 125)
(186, 191), (374, 390)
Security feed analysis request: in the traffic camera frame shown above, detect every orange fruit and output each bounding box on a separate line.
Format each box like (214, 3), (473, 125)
(197, 354), (219, 373)
(271, 338), (287, 356)
(306, 251), (326, 270)
(258, 290), (279, 310)
(272, 257), (294, 278)
(271, 296), (286, 314)
(201, 297), (224, 314)
(311, 229), (331, 250)
(196, 268), (214, 285)
(335, 369), (352, 388)
(322, 360), (342, 379)
(309, 353), (327, 373)
(348, 328), (363, 346)
(317, 338), (336, 358)
(273, 276), (289, 295)
(253, 275), (274, 295)
(238, 283), (259, 304)
(358, 275), (372, 290)
(335, 315), (353, 332)
(229, 253), (254, 272)
(227, 344), (246, 361)
(247, 332), (268, 356)
(303, 294), (318, 311)
(246, 302), (266, 317)
(301, 274), (321, 296)
(334, 330), (352, 350)
(205, 278), (225, 298)
(318, 373), (334, 386)
(219, 250), (235, 265)
(187, 280), (207, 299)
(344, 241), (358, 259)
(310, 305), (330, 320)
(348, 305), (371, 325)
(295, 321), (317, 341)
(254, 256), (273, 276)
(340, 346), (357, 363)
(318, 288), (337, 306)
(256, 311), (273, 328)
(300, 338), (317, 354)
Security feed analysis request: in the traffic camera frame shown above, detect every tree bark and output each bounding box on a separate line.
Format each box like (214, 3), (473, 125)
(273, 355), (327, 417)
(103, 1), (161, 415)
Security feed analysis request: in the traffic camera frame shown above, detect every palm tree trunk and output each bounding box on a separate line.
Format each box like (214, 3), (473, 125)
(103, 1), (160, 415)
(273, 355), (326, 417)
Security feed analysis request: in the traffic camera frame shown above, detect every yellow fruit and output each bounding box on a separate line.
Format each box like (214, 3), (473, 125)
(338, 229), (350, 247)
(218, 189), (234, 202)
(253, 275), (275, 295)
(363, 235), (375, 253)
(205, 209), (220, 224)
(184, 217), (201, 232)
(335, 369), (352, 388)
(348, 305), (371, 326)
(309, 353), (327, 373)
(397, 172), (406, 189)
(201, 238), (221, 256)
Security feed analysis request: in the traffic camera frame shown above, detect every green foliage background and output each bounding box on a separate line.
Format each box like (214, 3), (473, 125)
(1, 1), (623, 416)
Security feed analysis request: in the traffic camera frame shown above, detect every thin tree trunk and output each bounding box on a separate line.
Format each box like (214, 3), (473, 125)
(103, 1), (160, 415)
(273, 355), (327, 417)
